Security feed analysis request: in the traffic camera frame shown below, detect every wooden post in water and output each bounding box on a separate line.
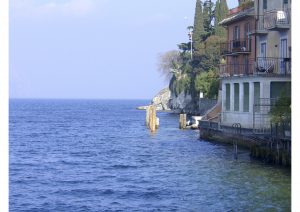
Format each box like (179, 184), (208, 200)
(179, 114), (187, 129)
(146, 106), (150, 128)
(149, 105), (157, 132)
(179, 114), (183, 129)
(148, 105), (153, 129)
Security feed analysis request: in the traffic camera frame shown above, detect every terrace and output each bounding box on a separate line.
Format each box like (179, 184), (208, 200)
(249, 16), (268, 35)
(220, 38), (252, 56)
(263, 9), (290, 31)
(219, 57), (291, 77)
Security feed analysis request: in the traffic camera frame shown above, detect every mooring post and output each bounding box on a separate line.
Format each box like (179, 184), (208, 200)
(148, 105), (153, 129)
(146, 106), (150, 128)
(179, 114), (182, 129)
(183, 114), (186, 129)
(179, 114), (186, 129)
(149, 105), (157, 132)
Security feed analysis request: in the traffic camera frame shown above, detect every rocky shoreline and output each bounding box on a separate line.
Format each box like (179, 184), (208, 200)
(137, 88), (171, 111)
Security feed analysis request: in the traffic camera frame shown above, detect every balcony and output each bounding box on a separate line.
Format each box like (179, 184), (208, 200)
(255, 57), (291, 75)
(220, 39), (252, 56)
(219, 63), (254, 77)
(263, 9), (290, 31)
(219, 57), (291, 78)
(249, 16), (268, 35)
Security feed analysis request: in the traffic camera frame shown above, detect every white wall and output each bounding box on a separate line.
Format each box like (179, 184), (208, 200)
(221, 75), (290, 129)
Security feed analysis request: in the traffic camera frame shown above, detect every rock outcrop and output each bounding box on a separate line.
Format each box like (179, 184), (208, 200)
(137, 88), (171, 111)
(151, 88), (171, 111)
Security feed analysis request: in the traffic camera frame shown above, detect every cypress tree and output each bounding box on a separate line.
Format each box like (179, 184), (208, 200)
(214, 0), (228, 37)
(202, 0), (214, 38)
(193, 0), (205, 57)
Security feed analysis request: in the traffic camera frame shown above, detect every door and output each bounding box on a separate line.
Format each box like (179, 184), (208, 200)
(258, 42), (266, 69)
(244, 22), (251, 50)
(260, 42), (266, 57)
(233, 26), (240, 50)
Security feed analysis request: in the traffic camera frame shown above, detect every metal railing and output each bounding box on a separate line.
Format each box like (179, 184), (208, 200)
(252, 16), (268, 33)
(263, 9), (290, 29)
(219, 62), (254, 77)
(220, 39), (252, 55)
(255, 57), (291, 75)
(219, 57), (291, 77)
(271, 122), (291, 140)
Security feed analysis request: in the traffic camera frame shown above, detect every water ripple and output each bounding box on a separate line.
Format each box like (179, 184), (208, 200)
(9, 99), (291, 211)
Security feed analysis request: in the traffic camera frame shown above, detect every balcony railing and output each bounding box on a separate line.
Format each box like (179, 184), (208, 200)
(263, 9), (290, 30)
(249, 16), (268, 35)
(255, 57), (291, 75)
(220, 39), (252, 55)
(219, 63), (254, 77)
(219, 57), (291, 77)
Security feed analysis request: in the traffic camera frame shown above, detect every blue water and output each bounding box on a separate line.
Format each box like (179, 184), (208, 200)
(10, 99), (291, 211)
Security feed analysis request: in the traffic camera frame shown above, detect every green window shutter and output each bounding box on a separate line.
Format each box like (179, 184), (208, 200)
(234, 83), (239, 111)
(263, 0), (267, 9)
(226, 84), (231, 111)
(243, 83), (249, 112)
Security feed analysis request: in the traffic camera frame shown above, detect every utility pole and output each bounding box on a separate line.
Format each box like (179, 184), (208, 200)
(187, 26), (193, 60)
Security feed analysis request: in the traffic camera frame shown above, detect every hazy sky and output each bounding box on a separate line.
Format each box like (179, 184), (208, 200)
(10, 0), (238, 99)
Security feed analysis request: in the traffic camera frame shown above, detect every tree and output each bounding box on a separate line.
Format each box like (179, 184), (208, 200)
(193, 0), (205, 56)
(201, 35), (226, 71)
(157, 50), (181, 81)
(164, 0), (229, 102)
(214, 0), (228, 37)
(202, 0), (214, 39)
(270, 95), (291, 124)
(194, 69), (219, 99)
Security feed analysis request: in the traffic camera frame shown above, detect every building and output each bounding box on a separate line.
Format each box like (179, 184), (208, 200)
(219, 0), (291, 132)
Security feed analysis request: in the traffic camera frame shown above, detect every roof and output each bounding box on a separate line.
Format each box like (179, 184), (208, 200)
(219, 7), (255, 26)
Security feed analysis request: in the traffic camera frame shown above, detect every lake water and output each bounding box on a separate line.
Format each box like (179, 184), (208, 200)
(10, 99), (291, 211)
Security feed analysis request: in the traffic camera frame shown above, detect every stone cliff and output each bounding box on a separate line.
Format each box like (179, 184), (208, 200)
(137, 88), (171, 111)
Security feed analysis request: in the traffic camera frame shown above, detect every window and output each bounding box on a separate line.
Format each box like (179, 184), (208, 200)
(254, 82), (260, 112)
(234, 83), (240, 111)
(280, 38), (288, 74)
(260, 42), (266, 57)
(233, 26), (240, 40)
(283, 0), (288, 4)
(244, 23), (251, 50)
(243, 83), (249, 112)
(225, 84), (230, 111)
(244, 22), (250, 39)
(263, 0), (267, 9)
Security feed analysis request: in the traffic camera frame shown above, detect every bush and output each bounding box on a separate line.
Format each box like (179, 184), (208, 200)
(270, 95), (291, 124)
(194, 70), (219, 99)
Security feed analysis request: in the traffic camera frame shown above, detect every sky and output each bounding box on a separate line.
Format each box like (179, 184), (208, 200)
(10, 0), (238, 99)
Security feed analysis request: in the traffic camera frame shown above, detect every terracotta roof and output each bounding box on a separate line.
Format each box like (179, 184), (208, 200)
(219, 7), (255, 26)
